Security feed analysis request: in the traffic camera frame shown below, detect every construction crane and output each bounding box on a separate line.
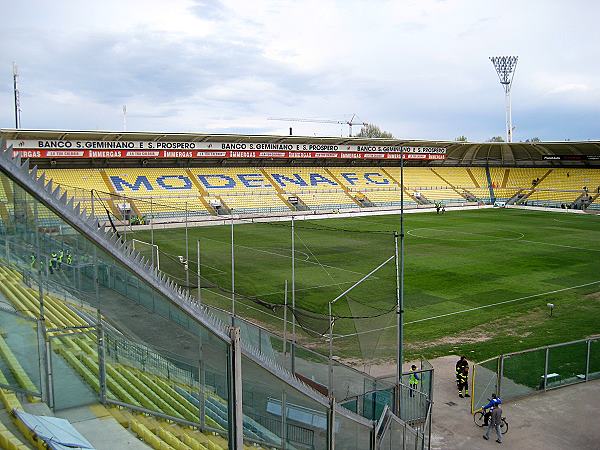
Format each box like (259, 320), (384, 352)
(268, 114), (369, 137)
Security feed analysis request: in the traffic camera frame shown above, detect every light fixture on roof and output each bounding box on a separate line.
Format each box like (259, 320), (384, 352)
(490, 56), (518, 143)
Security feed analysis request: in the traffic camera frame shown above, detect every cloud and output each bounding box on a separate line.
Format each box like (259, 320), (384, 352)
(1, 0), (599, 141)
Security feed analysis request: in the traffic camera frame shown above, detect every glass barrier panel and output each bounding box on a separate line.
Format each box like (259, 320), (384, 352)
(241, 354), (329, 450)
(398, 384), (429, 426)
(292, 344), (330, 394)
(472, 358), (499, 412)
(0, 308), (41, 396)
(282, 380), (329, 450)
(334, 409), (372, 450)
(501, 349), (546, 401)
(0, 163), (262, 450)
(49, 331), (99, 410)
(333, 359), (373, 400)
(103, 328), (229, 433)
(589, 339), (600, 381)
(362, 388), (393, 421)
(547, 341), (588, 388)
(340, 398), (357, 414)
(385, 416), (413, 450)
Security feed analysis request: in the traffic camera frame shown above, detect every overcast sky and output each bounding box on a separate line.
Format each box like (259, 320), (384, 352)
(1, 0), (598, 141)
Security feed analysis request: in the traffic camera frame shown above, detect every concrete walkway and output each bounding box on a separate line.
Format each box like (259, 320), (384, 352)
(430, 356), (600, 450)
(54, 405), (150, 450)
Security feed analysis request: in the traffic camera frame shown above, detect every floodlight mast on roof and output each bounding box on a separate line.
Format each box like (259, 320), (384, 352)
(12, 62), (21, 129)
(490, 56), (518, 143)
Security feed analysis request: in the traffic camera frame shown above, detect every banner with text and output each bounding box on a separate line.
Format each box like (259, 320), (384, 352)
(8, 139), (447, 160)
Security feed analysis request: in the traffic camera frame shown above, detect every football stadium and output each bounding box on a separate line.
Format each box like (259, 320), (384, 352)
(0, 128), (598, 449)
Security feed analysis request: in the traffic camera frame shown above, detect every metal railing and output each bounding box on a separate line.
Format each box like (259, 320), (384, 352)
(471, 336), (600, 413)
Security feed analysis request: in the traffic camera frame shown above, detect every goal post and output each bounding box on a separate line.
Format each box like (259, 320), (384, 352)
(132, 239), (160, 270)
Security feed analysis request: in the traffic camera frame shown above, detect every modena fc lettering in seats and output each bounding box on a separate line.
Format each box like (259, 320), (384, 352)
(108, 171), (395, 192)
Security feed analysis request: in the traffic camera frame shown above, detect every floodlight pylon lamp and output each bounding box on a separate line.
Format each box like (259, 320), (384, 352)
(490, 56), (518, 90)
(490, 55), (518, 142)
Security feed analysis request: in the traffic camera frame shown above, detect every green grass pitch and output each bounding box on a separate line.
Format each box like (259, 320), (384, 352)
(132, 208), (600, 363)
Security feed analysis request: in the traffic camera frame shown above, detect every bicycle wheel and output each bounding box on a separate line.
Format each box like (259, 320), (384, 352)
(473, 411), (485, 427)
(500, 418), (509, 434)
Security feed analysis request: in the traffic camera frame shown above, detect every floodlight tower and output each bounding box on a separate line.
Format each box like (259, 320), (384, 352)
(12, 62), (21, 128)
(490, 56), (518, 142)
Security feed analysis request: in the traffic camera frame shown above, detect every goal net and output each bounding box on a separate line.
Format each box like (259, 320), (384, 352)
(132, 239), (160, 270)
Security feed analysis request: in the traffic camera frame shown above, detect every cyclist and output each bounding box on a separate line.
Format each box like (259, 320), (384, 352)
(482, 393), (502, 426)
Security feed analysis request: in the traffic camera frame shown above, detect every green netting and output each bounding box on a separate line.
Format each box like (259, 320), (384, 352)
(130, 215), (401, 368)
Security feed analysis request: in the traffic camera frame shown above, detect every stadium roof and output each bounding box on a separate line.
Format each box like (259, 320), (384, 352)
(2, 129), (600, 165)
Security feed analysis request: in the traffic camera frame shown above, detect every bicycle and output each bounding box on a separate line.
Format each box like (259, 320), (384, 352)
(473, 408), (508, 434)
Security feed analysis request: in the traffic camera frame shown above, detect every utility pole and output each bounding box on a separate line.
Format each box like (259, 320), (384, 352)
(490, 56), (518, 143)
(12, 62), (21, 128)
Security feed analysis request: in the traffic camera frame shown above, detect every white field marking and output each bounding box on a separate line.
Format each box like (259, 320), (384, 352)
(258, 280), (358, 297)
(519, 239), (600, 253)
(553, 216), (600, 225)
(407, 227), (525, 242)
(332, 279), (600, 340)
(252, 247), (311, 261)
(199, 263), (226, 274)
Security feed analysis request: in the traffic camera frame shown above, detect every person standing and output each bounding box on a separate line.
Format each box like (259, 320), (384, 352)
(483, 403), (503, 443)
(49, 251), (57, 275)
(409, 364), (420, 398)
(456, 356), (470, 398)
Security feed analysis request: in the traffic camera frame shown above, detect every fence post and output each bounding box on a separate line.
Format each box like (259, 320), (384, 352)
(586, 339), (591, 382)
(198, 332), (206, 430)
(498, 356), (504, 397)
(371, 421), (377, 450)
(543, 347), (549, 391)
(327, 396), (336, 450)
(470, 365), (476, 414)
(427, 403), (432, 450)
(429, 367), (434, 403)
(97, 312), (107, 404)
(45, 339), (54, 409)
(281, 391), (287, 450)
(227, 327), (243, 450)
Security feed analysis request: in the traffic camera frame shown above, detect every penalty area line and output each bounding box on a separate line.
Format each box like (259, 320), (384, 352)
(519, 239), (600, 253)
(332, 279), (600, 339)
